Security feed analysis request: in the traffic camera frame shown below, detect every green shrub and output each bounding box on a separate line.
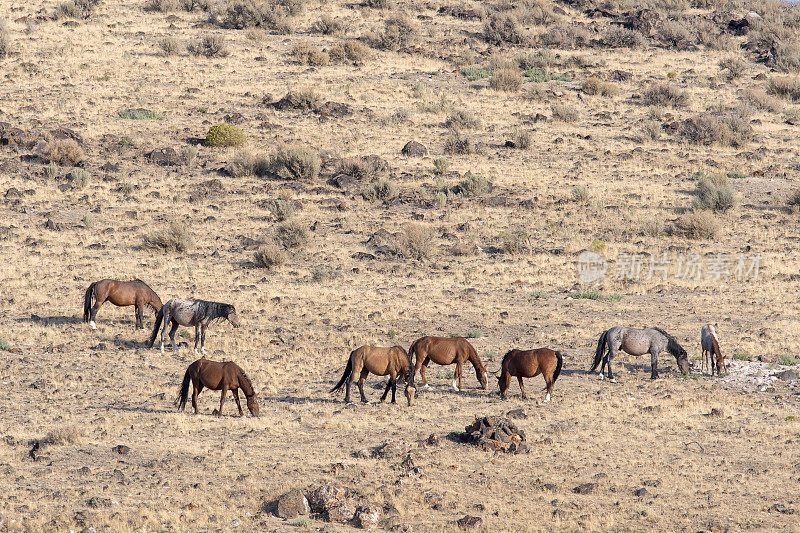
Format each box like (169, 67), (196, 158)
(444, 131), (474, 155)
(524, 68), (569, 82)
(118, 108), (163, 120)
(457, 173), (488, 197)
(465, 329), (482, 338)
(569, 290), (621, 302)
(778, 354), (800, 366)
(0, 338), (11, 351)
(269, 199), (295, 221)
(204, 123), (246, 147)
(365, 179), (398, 201)
(462, 67), (492, 81)
(433, 157), (449, 175)
(445, 109), (481, 130)
(572, 185), (588, 202)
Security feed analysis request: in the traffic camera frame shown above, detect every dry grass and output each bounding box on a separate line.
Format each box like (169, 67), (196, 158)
(270, 145), (321, 181)
(673, 210), (719, 239)
(253, 243), (287, 268)
(39, 139), (85, 166)
(583, 77), (619, 97)
(142, 222), (194, 252)
(642, 82), (689, 108)
(489, 68), (523, 92)
(551, 102), (579, 122)
(44, 425), (84, 446)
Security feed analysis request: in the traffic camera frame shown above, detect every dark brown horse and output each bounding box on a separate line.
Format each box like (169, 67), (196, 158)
(331, 345), (415, 405)
(409, 336), (488, 391)
(498, 348), (563, 403)
(176, 358), (259, 417)
(83, 279), (163, 330)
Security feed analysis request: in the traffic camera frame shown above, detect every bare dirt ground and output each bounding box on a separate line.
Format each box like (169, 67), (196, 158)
(1, 0), (800, 531)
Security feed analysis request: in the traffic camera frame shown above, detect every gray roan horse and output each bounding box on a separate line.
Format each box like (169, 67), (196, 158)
(148, 298), (240, 354)
(591, 326), (690, 381)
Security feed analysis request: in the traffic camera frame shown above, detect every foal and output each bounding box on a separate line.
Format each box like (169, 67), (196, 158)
(701, 324), (726, 375)
(498, 348), (563, 403)
(176, 358), (259, 417)
(331, 345), (415, 405)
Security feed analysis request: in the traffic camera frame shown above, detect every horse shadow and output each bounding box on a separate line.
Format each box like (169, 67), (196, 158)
(16, 314), (83, 326)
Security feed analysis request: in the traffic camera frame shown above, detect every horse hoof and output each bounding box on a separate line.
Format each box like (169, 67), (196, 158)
(599, 375), (605, 381)
(610, 378), (617, 383)
(544, 394), (551, 403)
(89, 321), (97, 330)
(423, 384), (431, 390)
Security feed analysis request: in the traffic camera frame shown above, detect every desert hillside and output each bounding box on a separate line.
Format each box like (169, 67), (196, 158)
(1, 0), (800, 531)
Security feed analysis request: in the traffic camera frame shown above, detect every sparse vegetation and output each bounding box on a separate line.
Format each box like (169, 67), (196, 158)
(583, 77), (618, 97)
(40, 139), (85, 166)
(569, 290), (622, 302)
(364, 179), (398, 202)
(692, 175), (736, 213)
(118, 108), (163, 120)
(551, 103), (579, 123)
(0, 19), (10, 59)
(368, 14), (417, 51)
(329, 40), (370, 63)
(273, 221), (308, 249)
(311, 15), (341, 35)
(642, 82), (688, 108)
(293, 42), (329, 66)
(271, 145), (321, 181)
(55, 0), (100, 20)
(337, 155), (387, 181)
(602, 26), (646, 49)
(143, 222), (193, 252)
(679, 112), (751, 148)
(254, 243), (287, 269)
(188, 35), (229, 58)
(465, 329), (482, 338)
(767, 76), (800, 102)
(456, 173), (489, 197)
(400, 223), (434, 260)
(444, 131), (474, 155)
(461, 67), (492, 81)
(158, 36), (182, 56)
(0, 338), (11, 351)
(445, 109), (481, 130)
(524, 68), (569, 82)
(484, 13), (528, 45)
(490, 68), (523, 92)
(778, 354), (800, 366)
(44, 425), (84, 445)
(433, 157), (449, 175)
(269, 199), (295, 221)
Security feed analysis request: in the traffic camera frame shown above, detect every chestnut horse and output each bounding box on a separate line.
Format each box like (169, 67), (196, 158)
(701, 324), (726, 375)
(176, 358), (259, 417)
(408, 336), (488, 391)
(83, 279), (162, 330)
(498, 348), (563, 403)
(331, 345), (415, 405)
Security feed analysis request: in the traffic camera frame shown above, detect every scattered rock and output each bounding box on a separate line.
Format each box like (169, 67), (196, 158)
(506, 408), (527, 419)
(147, 147), (180, 166)
(307, 482), (346, 514)
(276, 488), (310, 519)
(573, 482), (597, 495)
(775, 370), (798, 381)
(28, 441), (40, 461)
(370, 441), (403, 459)
(768, 503), (794, 514)
(44, 219), (61, 231)
(112, 444), (129, 455)
(329, 174), (357, 189)
(634, 487), (648, 497)
(709, 407), (724, 417)
(316, 101), (353, 118)
(401, 141), (427, 157)
(327, 501), (356, 523)
(87, 497), (112, 509)
(456, 515), (482, 530)
(5, 187), (22, 200)
(425, 433), (439, 446)
(461, 416), (528, 454)
(355, 504), (381, 529)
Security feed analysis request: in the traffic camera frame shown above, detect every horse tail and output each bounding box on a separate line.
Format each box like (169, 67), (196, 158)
(148, 305), (165, 347)
(330, 352), (355, 393)
(83, 282), (97, 322)
(590, 330), (608, 372)
(175, 365), (191, 410)
(553, 351), (564, 384)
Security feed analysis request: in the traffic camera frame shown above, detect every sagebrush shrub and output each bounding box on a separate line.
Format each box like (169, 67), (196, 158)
(329, 40), (371, 63)
(188, 35), (229, 57)
(673, 211), (718, 239)
(143, 222), (193, 252)
(445, 109), (481, 130)
(204, 123), (246, 147)
(490, 68), (523, 92)
(273, 221), (308, 249)
(484, 13), (527, 45)
(444, 131), (474, 155)
(254, 243), (286, 268)
(271, 145), (321, 181)
(692, 175), (736, 212)
(642, 82), (688, 108)
(40, 139), (85, 166)
(0, 19), (10, 59)
(550, 102), (579, 122)
(337, 155), (387, 181)
(602, 26), (646, 48)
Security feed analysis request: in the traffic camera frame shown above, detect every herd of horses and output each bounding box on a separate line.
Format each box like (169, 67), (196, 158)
(82, 279), (728, 416)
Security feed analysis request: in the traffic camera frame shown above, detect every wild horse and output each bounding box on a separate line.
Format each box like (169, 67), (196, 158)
(176, 358), (259, 417)
(83, 279), (162, 330)
(149, 298), (240, 354)
(591, 326), (690, 381)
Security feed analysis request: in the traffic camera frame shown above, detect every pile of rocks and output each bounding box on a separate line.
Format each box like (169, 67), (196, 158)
(274, 482), (387, 529)
(462, 416), (529, 454)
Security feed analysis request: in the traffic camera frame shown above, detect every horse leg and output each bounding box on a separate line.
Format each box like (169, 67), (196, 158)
(191, 382), (202, 415)
(218, 388), (227, 416)
(168, 321), (179, 352)
(344, 379), (352, 404)
(701, 348), (707, 374)
(650, 351), (659, 380)
(358, 369), (369, 403)
(391, 376), (397, 403)
(200, 325), (207, 355)
(380, 378), (393, 403)
(194, 325), (200, 354)
(453, 361), (463, 391)
(518, 376), (526, 399)
(606, 345), (616, 383)
(89, 296), (104, 330)
(232, 389), (244, 416)
(420, 358), (430, 390)
(544, 372), (553, 403)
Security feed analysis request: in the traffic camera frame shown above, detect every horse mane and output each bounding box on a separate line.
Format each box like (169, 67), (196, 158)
(710, 329), (722, 358)
(653, 327), (684, 355)
(132, 278), (154, 291)
(194, 300), (233, 322)
(237, 367), (255, 396)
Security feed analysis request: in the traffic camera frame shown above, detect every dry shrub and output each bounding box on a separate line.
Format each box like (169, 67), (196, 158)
(311, 14), (341, 35)
(228, 148), (269, 177)
(445, 109), (481, 130)
(655, 20), (695, 49)
(484, 13), (528, 45)
(254, 243), (287, 268)
(679, 112), (751, 148)
(512, 129), (531, 149)
(742, 88), (783, 113)
(602, 26), (646, 48)
(767, 76), (800, 101)
(337, 155), (388, 181)
(364, 179), (398, 201)
(673, 211), (718, 239)
(692, 174), (736, 212)
(719, 57), (747, 80)
(40, 139), (85, 166)
(276, 88), (321, 111)
(514, 0), (557, 26)
(401, 224), (434, 260)
(328, 40), (370, 63)
(269, 198), (295, 221)
(44, 425), (84, 446)
(786, 188), (800, 210)
(0, 19), (10, 58)
(748, 24), (800, 72)
(444, 131), (474, 155)
(490, 68), (523, 92)
(538, 22), (591, 50)
(271, 145), (320, 181)
(642, 82), (688, 108)
(456, 173), (488, 197)
(550, 102), (579, 122)
(145, 0), (178, 12)
(158, 36), (182, 55)
(583, 77), (619, 97)
(188, 34), (229, 57)
(516, 48), (555, 70)
(273, 221), (307, 249)
(365, 0), (391, 8)
(56, 0), (100, 20)
(221, 0), (294, 32)
(292, 42), (329, 66)
(368, 14), (416, 50)
(639, 119), (662, 141)
(143, 222), (193, 252)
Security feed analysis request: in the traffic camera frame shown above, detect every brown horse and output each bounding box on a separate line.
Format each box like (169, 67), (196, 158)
(701, 324), (726, 375)
(498, 348), (563, 403)
(409, 336), (488, 392)
(331, 345), (415, 405)
(176, 358), (259, 417)
(83, 279), (163, 330)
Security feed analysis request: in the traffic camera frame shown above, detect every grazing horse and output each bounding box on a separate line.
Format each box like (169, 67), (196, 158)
(176, 358), (259, 417)
(331, 345), (415, 406)
(701, 324), (726, 375)
(591, 326), (690, 381)
(408, 336), (488, 391)
(148, 298), (240, 354)
(83, 279), (162, 330)
(498, 348), (563, 403)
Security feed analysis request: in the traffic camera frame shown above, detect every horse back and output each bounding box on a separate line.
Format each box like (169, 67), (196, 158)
(506, 348), (554, 377)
